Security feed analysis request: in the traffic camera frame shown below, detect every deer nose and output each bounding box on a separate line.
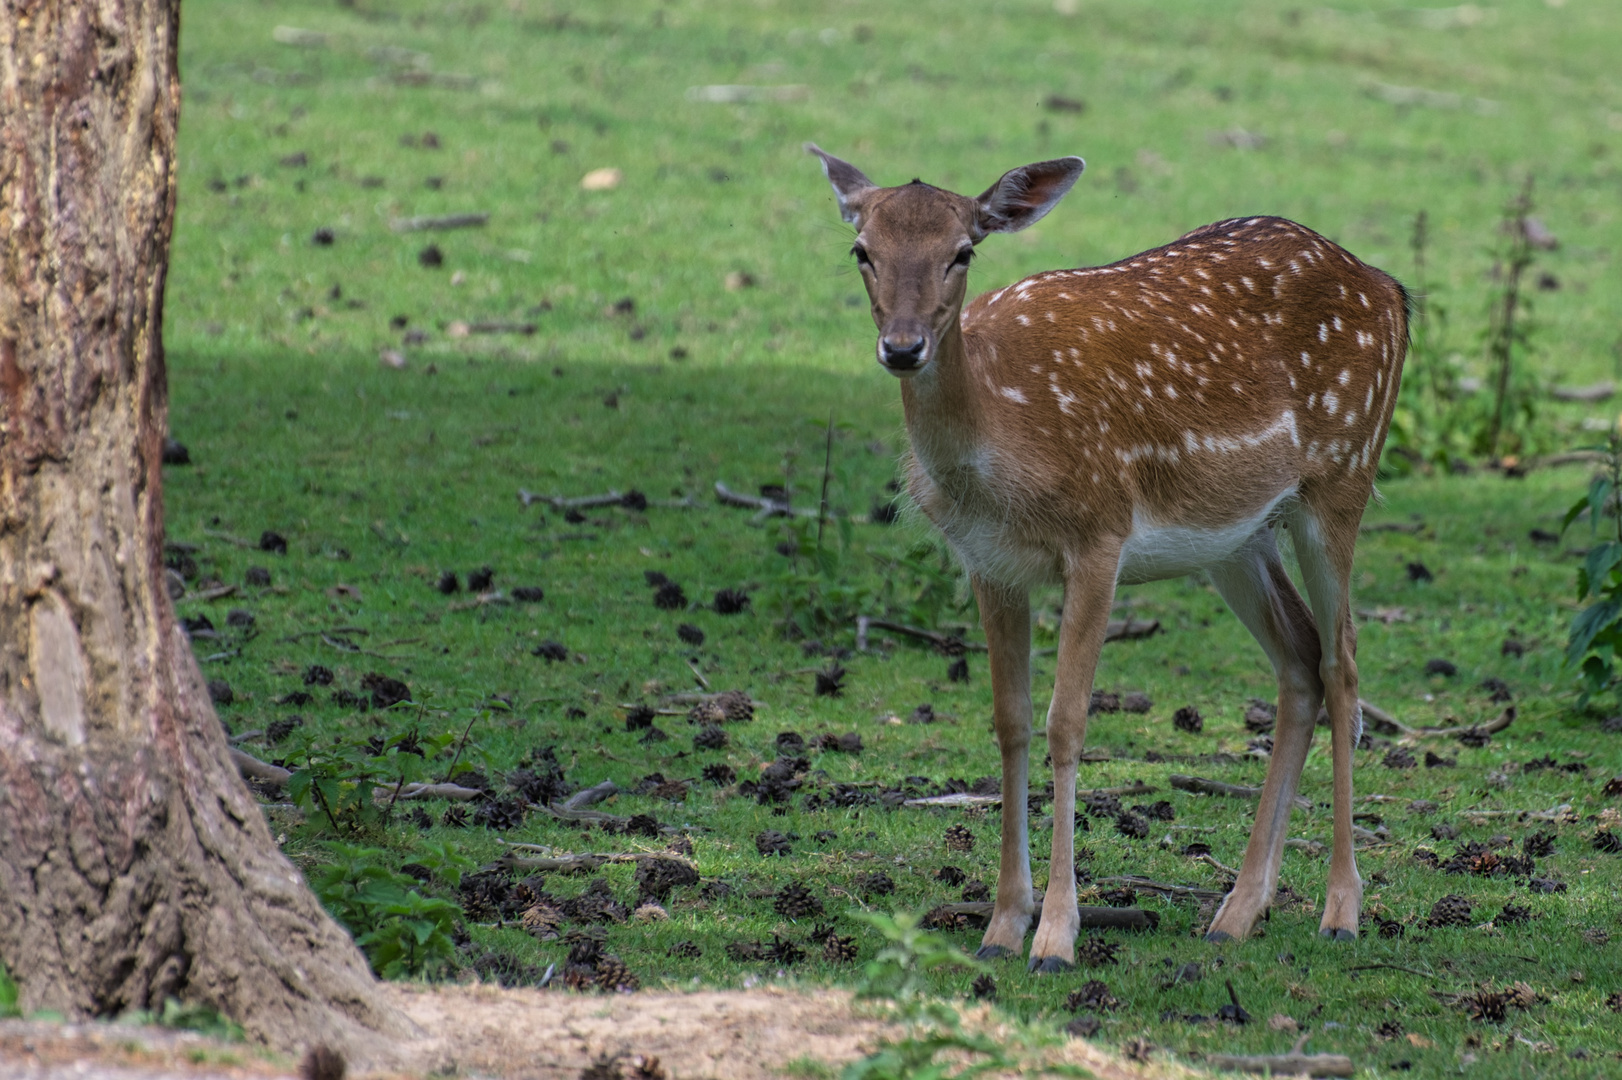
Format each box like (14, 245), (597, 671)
(879, 332), (928, 371)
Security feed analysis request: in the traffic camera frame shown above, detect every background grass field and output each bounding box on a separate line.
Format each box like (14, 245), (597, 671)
(163, 1), (1622, 1075)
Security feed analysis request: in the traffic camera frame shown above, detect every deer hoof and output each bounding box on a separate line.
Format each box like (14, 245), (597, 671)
(1203, 930), (1235, 944)
(1028, 955), (1075, 974)
(975, 945), (1017, 961)
(1319, 928), (1357, 942)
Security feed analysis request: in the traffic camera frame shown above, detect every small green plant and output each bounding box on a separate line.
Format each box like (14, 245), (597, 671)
(1563, 435), (1622, 705)
(157, 998), (246, 1041)
(309, 843), (460, 978)
(842, 912), (1082, 1080)
(1478, 177), (1543, 461)
(286, 724), (462, 836)
(1385, 209), (1472, 472)
(0, 961), (20, 1018)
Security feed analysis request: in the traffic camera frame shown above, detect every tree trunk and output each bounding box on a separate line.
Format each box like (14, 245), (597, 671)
(0, 0), (412, 1056)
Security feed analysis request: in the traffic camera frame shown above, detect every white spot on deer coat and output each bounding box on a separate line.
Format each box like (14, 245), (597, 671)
(1000, 386), (1028, 404)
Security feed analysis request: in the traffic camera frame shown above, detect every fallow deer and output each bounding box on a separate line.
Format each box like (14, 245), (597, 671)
(808, 144), (1408, 970)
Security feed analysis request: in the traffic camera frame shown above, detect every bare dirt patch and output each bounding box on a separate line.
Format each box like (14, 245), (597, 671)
(0, 985), (1191, 1080)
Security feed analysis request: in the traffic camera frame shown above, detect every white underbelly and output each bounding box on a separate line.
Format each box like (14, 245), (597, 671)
(1116, 489), (1296, 585)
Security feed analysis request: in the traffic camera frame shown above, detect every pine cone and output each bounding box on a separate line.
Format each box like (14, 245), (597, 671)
(702, 763), (736, 786)
(472, 796), (526, 831)
(667, 940), (702, 959)
(1115, 812), (1150, 839)
(1082, 792), (1121, 817)
(971, 973), (996, 1000)
(1076, 936), (1122, 967)
(564, 926), (607, 967)
(1382, 747), (1416, 769)
(688, 700), (726, 725)
(634, 857), (699, 904)
(441, 804), (468, 828)
(693, 725), (728, 750)
(1496, 902), (1531, 926)
(773, 882), (824, 919)
(1427, 894), (1473, 927)
(756, 830), (793, 857)
(714, 588), (750, 614)
(922, 906), (969, 932)
(409, 806), (433, 830)
(726, 940), (769, 962)
(521, 903), (562, 940)
(944, 823), (976, 852)
(561, 964), (597, 993)
(1593, 829), (1622, 853)
(855, 871), (895, 898)
(714, 689), (754, 722)
(1172, 706), (1203, 733)
(594, 955), (640, 992)
(1463, 987), (1507, 1023)
(1066, 980), (1119, 1013)
(962, 880), (990, 902)
(935, 865), (967, 886)
(1243, 698), (1277, 733)
(1605, 991), (1622, 1013)
(1504, 981), (1538, 1009)
(653, 581), (687, 610)
(766, 935), (805, 965)
(1098, 887), (1137, 908)
(823, 933), (858, 963)
(1523, 831), (1556, 857)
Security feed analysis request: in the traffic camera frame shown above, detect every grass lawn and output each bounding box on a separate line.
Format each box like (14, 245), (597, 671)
(162, 0), (1622, 1075)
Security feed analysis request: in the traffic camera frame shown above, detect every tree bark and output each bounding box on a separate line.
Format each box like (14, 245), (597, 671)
(0, 0), (412, 1055)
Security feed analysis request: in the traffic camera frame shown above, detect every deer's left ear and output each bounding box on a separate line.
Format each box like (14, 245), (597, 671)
(806, 143), (876, 228)
(974, 157), (1085, 237)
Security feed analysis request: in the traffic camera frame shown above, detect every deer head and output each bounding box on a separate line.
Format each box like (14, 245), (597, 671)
(807, 144), (1085, 377)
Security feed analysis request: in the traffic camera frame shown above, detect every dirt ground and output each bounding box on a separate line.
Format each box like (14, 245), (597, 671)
(0, 984), (1194, 1080)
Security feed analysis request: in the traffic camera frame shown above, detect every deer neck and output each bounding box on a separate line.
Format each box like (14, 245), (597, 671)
(898, 318), (990, 482)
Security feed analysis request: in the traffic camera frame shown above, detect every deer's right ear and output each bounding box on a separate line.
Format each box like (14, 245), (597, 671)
(806, 143), (876, 228)
(974, 156), (1086, 237)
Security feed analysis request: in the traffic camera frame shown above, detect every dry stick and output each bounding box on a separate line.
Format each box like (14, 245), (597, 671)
(390, 212), (490, 231)
(903, 781), (1155, 809)
(713, 481), (814, 518)
(561, 780), (619, 811)
(1358, 698), (1416, 736)
(817, 411), (834, 553)
(1401, 705), (1516, 742)
(438, 709), (482, 784)
(230, 748), (292, 786)
(856, 616), (986, 653)
(687, 658), (711, 691)
(941, 901), (1159, 931)
(202, 528), (258, 549)
(1095, 875), (1228, 903)
(278, 625), (368, 643)
(1193, 853), (1241, 879)
(1170, 774), (1313, 812)
(1206, 1037), (1353, 1078)
(389, 782), (485, 801)
(1550, 382), (1615, 403)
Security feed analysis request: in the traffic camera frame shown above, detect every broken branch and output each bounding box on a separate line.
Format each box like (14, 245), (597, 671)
(1171, 774), (1312, 811)
(230, 748), (291, 786)
(390, 212), (490, 232)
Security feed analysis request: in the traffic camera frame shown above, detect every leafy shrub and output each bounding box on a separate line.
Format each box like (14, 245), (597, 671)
(310, 843), (459, 978)
(1563, 439), (1622, 705)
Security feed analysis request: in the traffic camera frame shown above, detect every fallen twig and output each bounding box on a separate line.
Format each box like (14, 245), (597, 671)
(687, 658), (711, 691)
(390, 212), (490, 231)
(1171, 774), (1312, 811)
(1460, 802), (1573, 824)
(941, 899), (1159, 931)
(202, 528), (259, 549)
(856, 616), (984, 654)
(230, 747), (291, 786)
(1206, 1035), (1353, 1078)
(714, 480), (816, 521)
(1358, 698), (1417, 736)
(1400, 706), (1515, 742)
(1193, 853), (1241, 878)
(1550, 381), (1614, 403)
(1347, 962), (1434, 978)
(491, 849), (696, 875)
(390, 782), (485, 801)
(561, 780), (619, 811)
(278, 625), (368, 643)
(903, 781), (1155, 810)
(1095, 875), (1228, 903)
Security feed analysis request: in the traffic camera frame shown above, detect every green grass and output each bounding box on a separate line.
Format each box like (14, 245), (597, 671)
(165, 0), (1622, 1075)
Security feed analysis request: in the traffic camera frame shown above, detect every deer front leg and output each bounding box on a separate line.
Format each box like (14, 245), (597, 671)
(1028, 549), (1120, 973)
(972, 577), (1035, 961)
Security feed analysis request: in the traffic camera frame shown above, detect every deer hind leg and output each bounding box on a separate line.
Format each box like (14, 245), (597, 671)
(1027, 546), (1121, 973)
(1203, 526), (1325, 942)
(972, 576), (1037, 961)
(1289, 502), (1365, 940)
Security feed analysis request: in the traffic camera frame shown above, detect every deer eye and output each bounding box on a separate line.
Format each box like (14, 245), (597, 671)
(951, 247), (974, 269)
(851, 245), (872, 268)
